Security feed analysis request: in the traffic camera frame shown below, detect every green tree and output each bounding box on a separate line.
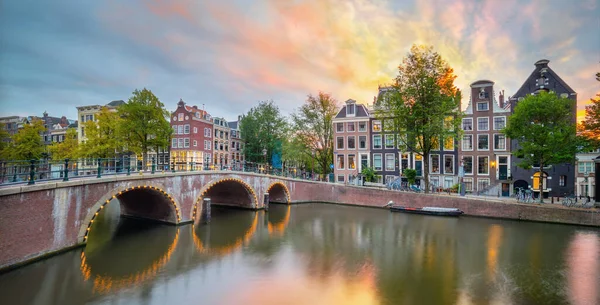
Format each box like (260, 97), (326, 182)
(0, 123), (10, 158)
(503, 91), (578, 203)
(5, 119), (45, 160)
(376, 45), (462, 193)
(361, 166), (377, 183)
(79, 107), (123, 158)
(580, 74), (600, 148)
(48, 128), (79, 160)
(403, 168), (417, 185)
(281, 132), (310, 172)
(292, 92), (338, 179)
(240, 100), (288, 164)
(118, 88), (172, 164)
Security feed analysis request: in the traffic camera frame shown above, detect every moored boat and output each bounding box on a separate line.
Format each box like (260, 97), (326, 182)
(390, 206), (463, 217)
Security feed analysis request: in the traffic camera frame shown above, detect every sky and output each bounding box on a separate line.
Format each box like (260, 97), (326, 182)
(0, 0), (599, 122)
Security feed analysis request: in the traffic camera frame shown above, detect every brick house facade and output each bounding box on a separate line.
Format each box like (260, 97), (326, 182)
(333, 99), (371, 184)
(170, 99), (212, 170)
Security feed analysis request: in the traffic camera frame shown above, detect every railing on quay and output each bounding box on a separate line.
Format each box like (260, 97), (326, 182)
(0, 157), (324, 186)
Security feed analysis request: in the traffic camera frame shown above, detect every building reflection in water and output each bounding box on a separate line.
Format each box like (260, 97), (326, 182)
(566, 231), (600, 305)
(486, 224), (503, 282)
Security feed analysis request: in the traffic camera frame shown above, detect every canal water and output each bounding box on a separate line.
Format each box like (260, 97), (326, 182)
(1, 203), (599, 305)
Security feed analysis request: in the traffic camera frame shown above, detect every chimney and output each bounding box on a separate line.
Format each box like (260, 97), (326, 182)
(499, 90), (505, 108)
(238, 115), (242, 122)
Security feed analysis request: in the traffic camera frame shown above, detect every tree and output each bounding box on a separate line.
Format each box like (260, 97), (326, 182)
(4, 119), (45, 160)
(240, 101), (288, 164)
(118, 88), (172, 164)
(376, 45), (462, 193)
(580, 73), (600, 148)
(79, 107), (123, 158)
(0, 123), (10, 158)
(403, 168), (417, 186)
(48, 128), (79, 160)
(361, 166), (377, 183)
(503, 91), (578, 203)
(292, 92), (338, 179)
(281, 132), (311, 172)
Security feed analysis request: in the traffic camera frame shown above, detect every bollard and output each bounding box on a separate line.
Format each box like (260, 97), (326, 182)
(200, 198), (211, 224)
(28, 159), (35, 185)
(127, 164), (131, 176)
(264, 193), (270, 212)
(151, 157), (156, 174)
(63, 158), (69, 182)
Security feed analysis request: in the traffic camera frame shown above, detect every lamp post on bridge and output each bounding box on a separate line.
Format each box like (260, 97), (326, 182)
(262, 148), (267, 174)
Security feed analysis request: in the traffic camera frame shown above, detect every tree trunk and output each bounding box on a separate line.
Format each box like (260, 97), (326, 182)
(539, 162), (544, 203)
(423, 153), (430, 194)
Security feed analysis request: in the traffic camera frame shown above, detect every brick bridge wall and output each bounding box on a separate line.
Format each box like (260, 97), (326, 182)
(1, 172), (599, 271)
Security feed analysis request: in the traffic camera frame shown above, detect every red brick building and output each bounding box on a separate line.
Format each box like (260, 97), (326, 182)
(170, 99), (213, 170)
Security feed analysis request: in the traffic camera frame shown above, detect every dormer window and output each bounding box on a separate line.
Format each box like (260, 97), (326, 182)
(346, 104), (355, 116)
(478, 88), (489, 99)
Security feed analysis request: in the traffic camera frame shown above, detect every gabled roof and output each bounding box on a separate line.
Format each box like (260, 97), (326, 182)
(228, 121), (239, 129)
(334, 101), (370, 119)
(512, 59), (576, 98)
(106, 100), (125, 107)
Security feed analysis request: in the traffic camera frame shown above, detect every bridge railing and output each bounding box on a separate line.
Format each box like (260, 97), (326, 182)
(0, 157), (325, 186)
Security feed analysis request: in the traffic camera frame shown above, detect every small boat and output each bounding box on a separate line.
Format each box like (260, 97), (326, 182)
(390, 206), (464, 217)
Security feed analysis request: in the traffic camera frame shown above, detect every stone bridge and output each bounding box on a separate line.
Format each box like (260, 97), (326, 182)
(1, 171), (599, 271)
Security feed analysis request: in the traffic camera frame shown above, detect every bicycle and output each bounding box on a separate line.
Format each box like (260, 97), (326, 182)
(562, 193), (576, 207)
(523, 190), (534, 203)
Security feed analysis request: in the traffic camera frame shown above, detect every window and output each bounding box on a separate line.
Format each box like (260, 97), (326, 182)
(444, 155), (454, 174)
(172, 126), (177, 134)
(184, 138), (190, 148)
(346, 104), (355, 116)
(400, 153), (409, 172)
(172, 138), (177, 148)
(478, 134), (489, 150)
(493, 117), (506, 130)
(193, 140), (197, 147)
(385, 134), (394, 149)
(444, 137), (454, 151)
(178, 125), (183, 134)
(184, 124), (190, 134)
(372, 120), (382, 132)
(463, 156), (473, 174)
(464, 178), (473, 192)
(81, 127), (85, 138)
(359, 136), (367, 149)
(373, 135), (382, 149)
(80, 115), (84, 123)
(337, 154), (345, 169)
(347, 122), (355, 132)
(214, 141), (218, 150)
(494, 134), (506, 150)
(477, 117), (489, 131)
(204, 140), (208, 150)
(578, 162), (594, 173)
(559, 175), (566, 187)
(430, 154), (440, 174)
(348, 155), (356, 170)
(193, 127), (198, 134)
(336, 123), (344, 132)
(178, 113), (184, 121)
(477, 102), (489, 111)
(337, 137), (344, 149)
(178, 138), (184, 148)
(373, 154), (382, 171)
(337, 175), (345, 183)
(477, 178), (490, 191)
(383, 120), (393, 132)
(462, 135), (473, 150)
(358, 122), (367, 132)
(478, 156), (489, 175)
(360, 154), (369, 169)
(385, 153), (395, 171)
(347, 136), (356, 149)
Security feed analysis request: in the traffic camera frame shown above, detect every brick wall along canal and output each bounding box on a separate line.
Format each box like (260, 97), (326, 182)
(1, 203), (599, 305)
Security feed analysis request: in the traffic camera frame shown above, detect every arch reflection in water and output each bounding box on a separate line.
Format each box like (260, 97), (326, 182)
(268, 204), (291, 236)
(80, 216), (179, 294)
(193, 208), (258, 256)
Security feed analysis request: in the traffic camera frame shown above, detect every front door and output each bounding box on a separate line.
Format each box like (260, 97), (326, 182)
(502, 183), (510, 197)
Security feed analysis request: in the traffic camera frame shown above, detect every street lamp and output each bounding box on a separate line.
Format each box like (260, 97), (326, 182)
(262, 148), (267, 173)
(312, 151), (315, 181)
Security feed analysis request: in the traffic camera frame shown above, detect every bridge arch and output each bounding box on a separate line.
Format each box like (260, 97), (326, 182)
(191, 177), (258, 220)
(79, 184), (182, 243)
(266, 181), (291, 204)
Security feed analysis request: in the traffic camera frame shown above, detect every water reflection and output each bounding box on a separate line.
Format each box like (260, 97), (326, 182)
(486, 224), (503, 281)
(268, 204), (291, 236)
(193, 208), (258, 255)
(567, 231), (600, 305)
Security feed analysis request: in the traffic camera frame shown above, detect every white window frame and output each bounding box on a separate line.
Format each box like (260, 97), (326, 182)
(347, 122), (355, 132)
(477, 134), (489, 151)
(184, 138), (190, 148)
(348, 154), (356, 170)
(178, 113), (184, 121)
(476, 102), (489, 111)
(462, 135), (473, 151)
(177, 125), (183, 134)
(172, 138), (177, 148)
(443, 137), (454, 151)
(337, 175), (345, 183)
(346, 104), (356, 116)
(359, 153), (369, 172)
(477, 178), (491, 191)
(493, 133), (506, 151)
(193, 140), (197, 147)
(373, 153), (383, 171)
(347, 136), (356, 150)
(477, 156), (489, 175)
(462, 118), (473, 131)
(444, 154), (454, 175)
(430, 154), (440, 174)
(385, 153), (395, 171)
(358, 135), (367, 150)
(336, 154), (345, 170)
(493, 116), (506, 130)
(463, 156), (473, 175)
(336, 122), (344, 133)
(372, 120), (382, 132)
(463, 178), (473, 192)
(372, 135), (382, 149)
(358, 121), (367, 132)
(184, 124), (190, 134)
(385, 134), (395, 149)
(336, 136), (344, 150)
(178, 138), (184, 148)
(193, 127), (198, 134)
(477, 117), (489, 131)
